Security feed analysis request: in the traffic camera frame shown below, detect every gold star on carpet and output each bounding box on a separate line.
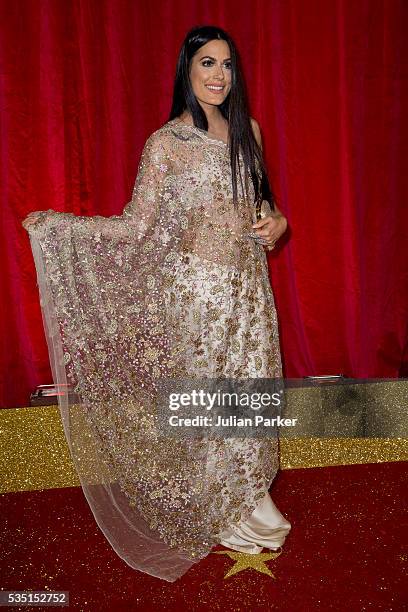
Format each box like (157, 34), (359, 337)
(213, 549), (282, 579)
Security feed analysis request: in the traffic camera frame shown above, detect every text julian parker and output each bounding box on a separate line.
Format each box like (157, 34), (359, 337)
(168, 415), (298, 427)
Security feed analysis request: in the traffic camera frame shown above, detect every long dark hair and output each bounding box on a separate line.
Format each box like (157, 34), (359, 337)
(168, 24), (277, 213)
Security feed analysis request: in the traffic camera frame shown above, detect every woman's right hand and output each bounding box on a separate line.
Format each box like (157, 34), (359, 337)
(22, 211), (46, 231)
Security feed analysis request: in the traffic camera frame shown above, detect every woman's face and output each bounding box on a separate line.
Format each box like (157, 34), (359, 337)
(189, 39), (232, 110)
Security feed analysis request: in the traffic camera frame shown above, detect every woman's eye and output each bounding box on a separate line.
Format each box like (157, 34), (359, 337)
(201, 60), (232, 70)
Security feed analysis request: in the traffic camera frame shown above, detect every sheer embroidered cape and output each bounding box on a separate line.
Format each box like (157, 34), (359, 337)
(27, 119), (283, 582)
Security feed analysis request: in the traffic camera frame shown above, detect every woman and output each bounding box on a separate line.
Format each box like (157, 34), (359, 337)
(22, 25), (291, 582)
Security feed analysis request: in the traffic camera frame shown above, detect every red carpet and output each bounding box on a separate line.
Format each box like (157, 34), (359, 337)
(1, 462), (406, 611)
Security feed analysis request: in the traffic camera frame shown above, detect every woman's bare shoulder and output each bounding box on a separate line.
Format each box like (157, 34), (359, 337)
(250, 116), (262, 150)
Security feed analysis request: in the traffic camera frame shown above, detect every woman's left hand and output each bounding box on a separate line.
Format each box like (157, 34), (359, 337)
(252, 213), (288, 250)
(22, 211), (44, 231)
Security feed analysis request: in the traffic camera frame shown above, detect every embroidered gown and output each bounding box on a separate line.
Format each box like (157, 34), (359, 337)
(26, 117), (291, 582)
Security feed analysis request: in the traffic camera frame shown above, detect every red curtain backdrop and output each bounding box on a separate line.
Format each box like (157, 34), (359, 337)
(0, 0), (407, 408)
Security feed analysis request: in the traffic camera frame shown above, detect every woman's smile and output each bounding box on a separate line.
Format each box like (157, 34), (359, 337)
(205, 84), (225, 93)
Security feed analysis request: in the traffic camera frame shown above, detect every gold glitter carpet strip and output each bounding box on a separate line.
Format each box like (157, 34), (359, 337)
(0, 405), (406, 494)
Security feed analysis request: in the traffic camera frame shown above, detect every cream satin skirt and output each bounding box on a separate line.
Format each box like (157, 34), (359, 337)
(218, 492), (291, 554)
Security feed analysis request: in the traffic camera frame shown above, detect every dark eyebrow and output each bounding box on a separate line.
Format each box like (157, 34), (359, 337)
(199, 55), (231, 62)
